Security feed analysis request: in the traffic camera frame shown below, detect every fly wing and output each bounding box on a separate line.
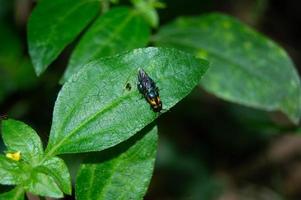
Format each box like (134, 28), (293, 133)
(138, 69), (151, 90)
(138, 69), (147, 81)
(138, 69), (158, 92)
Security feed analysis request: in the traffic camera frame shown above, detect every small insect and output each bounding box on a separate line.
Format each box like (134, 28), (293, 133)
(137, 69), (162, 112)
(125, 83), (132, 91)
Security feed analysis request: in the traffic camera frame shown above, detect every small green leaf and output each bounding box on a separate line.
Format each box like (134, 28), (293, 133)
(62, 7), (150, 82)
(27, 0), (100, 75)
(1, 120), (68, 197)
(46, 47), (208, 155)
(24, 172), (63, 198)
(1, 119), (43, 164)
(76, 126), (158, 200)
(154, 13), (301, 124)
(0, 187), (24, 200)
(36, 156), (71, 195)
(0, 156), (22, 185)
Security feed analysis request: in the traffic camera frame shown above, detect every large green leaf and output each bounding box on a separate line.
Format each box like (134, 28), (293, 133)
(0, 187), (24, 200)
(1, 119), (43, 164)
(76, 126), (158, 200)
(154, 13), (301, 124)
(62, 7), (150, 82)
(46, 47), (208, 156)
(27, 0), (100, 75)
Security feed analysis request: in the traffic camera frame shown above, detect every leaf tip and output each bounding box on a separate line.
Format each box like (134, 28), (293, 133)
(31, 59), (46, 76)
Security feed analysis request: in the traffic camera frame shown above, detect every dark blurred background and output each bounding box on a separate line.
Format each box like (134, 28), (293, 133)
(1, 0), (301, 199)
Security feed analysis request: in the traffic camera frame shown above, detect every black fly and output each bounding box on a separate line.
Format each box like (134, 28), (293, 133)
(137, 69), (162, 112)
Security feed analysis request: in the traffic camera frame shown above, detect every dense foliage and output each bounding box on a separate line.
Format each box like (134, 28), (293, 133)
(0, 0), (300, 199)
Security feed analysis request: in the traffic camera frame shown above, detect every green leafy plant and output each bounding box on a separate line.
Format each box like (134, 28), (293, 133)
(153, 13), (301, 123)
(0, 0), (300, 199)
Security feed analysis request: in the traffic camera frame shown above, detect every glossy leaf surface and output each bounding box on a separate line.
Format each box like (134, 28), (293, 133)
(24, 171), (63, 198)
(27, 0), (99, 75)
(1, 119), (71, 198)
(46, 47), (208, 155)
(37, 156), (71, 195)
(0, 156), (22, 185)
(1, 119), (43, 164)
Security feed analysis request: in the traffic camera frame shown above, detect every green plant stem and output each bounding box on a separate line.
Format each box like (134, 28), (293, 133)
(101, 0), (110, 13)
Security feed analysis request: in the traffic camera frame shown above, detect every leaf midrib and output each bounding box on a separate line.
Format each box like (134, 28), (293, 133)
(86, 165), (97, 200)
(41, 0), (98, 46)
(95, 155), (127, 200)
(155, 39), (294, 112)
(44, 92), (135, 159)
(12, 187), (24, 200)
(69, 8), (129, 67)
(86, 10), (136, 62)
(47, 65), (127, 155)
